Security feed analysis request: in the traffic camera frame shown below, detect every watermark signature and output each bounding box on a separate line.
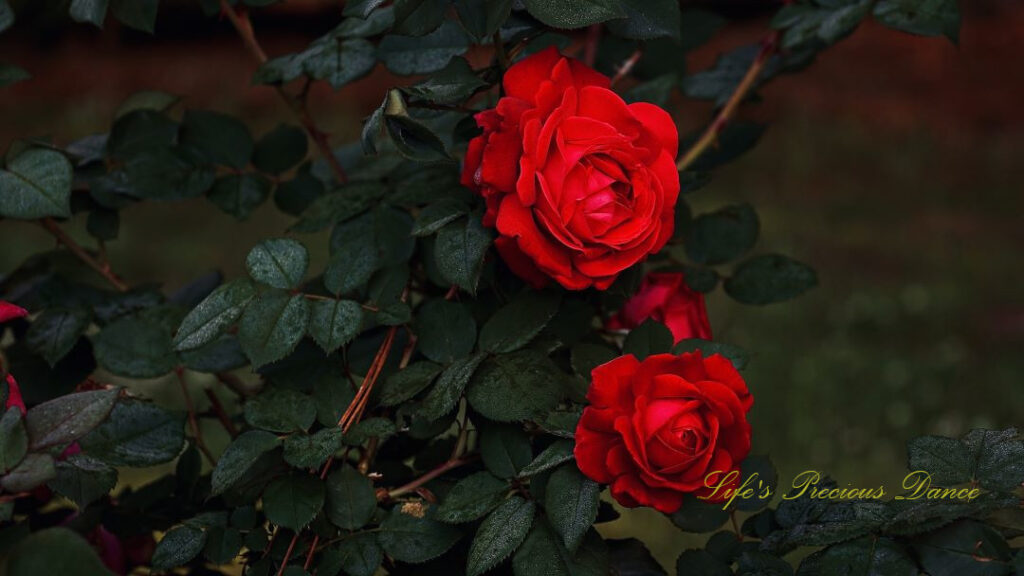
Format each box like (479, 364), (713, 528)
(698, 470), (981, 510)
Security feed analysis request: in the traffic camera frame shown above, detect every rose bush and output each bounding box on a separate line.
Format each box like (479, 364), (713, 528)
(1, 2), (1019, 576)
(575, 352), (752, 513)
(462, 47), (679, 290)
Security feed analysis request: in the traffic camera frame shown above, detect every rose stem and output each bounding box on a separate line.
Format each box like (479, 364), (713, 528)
(175, 367), (217, 466)
(676, 32), (780, 172)
(217, 0), (348, 184)
(39, 218), (128, 292)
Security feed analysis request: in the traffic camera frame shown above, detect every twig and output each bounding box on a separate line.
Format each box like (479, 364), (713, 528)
(218, 0), (348, 184)
(610, 48), (643, 87)
(204, 387), (238, 438)
(303, 534), (320, 571)
(176, 368), (217, 465)
(730, 510), (744, 542)
(386, 457), (474, 500)
(39, 218), (128, 292)
(583, 24), (601, 68)
(676, 32), (780, 172)
(276, 532), (301, 576)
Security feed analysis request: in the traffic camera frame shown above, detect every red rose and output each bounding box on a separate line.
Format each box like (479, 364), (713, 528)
(5, 374), (25, 414)
(606, 272), (712, 343)
(461, 47), (680, 290)
(574, 352), (753, 513)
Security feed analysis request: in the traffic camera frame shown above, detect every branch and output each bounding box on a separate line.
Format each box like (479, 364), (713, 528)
(176, 368), (217, 465)
(676, 33), (779, 172)
(218, 0), (348, 184)
(385, 457), (475, 500)
(610, 48), (643, 87)
(40, 218), (128, 292)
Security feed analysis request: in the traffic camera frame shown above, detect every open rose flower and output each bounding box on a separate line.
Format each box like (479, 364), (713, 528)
(607, 271), (712, 343)
(461, 47), (680, 290)
(574, 352), (753, 513)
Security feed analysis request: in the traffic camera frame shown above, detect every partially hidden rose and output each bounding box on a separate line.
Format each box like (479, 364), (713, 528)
(0, 300), (27, 324)
(574, 352), (752, 513)
(2, 300), (28, 414)
(461, 47), (680, 290)
(606, 271), (712, 343)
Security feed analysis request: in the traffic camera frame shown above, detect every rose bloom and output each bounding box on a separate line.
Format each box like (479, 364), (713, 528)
(574, 352), (753, 513)
(461, 47), (680, 290)
(607, 271), (712, 343)
(2, 301), (28, 413)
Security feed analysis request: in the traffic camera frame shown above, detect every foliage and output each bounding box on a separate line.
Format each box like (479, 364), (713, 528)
(1, 1), (1016, 576)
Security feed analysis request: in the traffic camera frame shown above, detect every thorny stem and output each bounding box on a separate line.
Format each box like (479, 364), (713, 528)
(610, 48), (643, 87)
(218, 0), (348, 184)
(276, 532), (301, 576)
(303, 535), (320, 571)
(176, 368), (217, 465)
(204, 387), (238, 438)
(583, 24), (601, 68)
(676, 32), (780, 172)
(386, 457), (475, 500)
(40, 218), (128, 292)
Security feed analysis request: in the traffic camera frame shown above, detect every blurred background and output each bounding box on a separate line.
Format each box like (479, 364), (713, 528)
(2, 0), (1022, 570)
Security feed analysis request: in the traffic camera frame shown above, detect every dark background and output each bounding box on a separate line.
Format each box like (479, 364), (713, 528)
(2, 0), (1022, 569)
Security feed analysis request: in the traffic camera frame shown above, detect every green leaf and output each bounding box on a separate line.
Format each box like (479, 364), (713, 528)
(725, 254), (818, 305)
(961, 428), (1024, 492)
(47, 454), (117, 508)
(252, 123), (308, 174)
(404, 57), (487, 104)
(545, 463), (600, 553)
(152, 524), (207, 571)
(113, 89), (179, 119)
(906, 435), (972, 486)
(343, 417), (397, 446)
(0, 63), (30, 88)
(523, 0), (626, 29)
(772, 1), (871, 50)
(434, 216), (493, 294)
(606, 0), (681, 41)
(798, 536), (916, 576)
(69, 0), (108, 27)
(379, 361), (443, 406)
(211, 430), (281, 495)
(873, 0), (960, 43)
(93, 314), (177, 378)
(419, 352), (486, 421)
(378, 506), (462, 563)
(283, 427), (344, 469)
(244, 387), (316, 433)
(0, 408), (27, 474)
(308, 298), (363, 353)
(479, 292), (561, 354)
(301, 38), (377, 89)
(203, 527), (243, 565)
(0, 0), (13, 33)
(0, 148), (73, 219)
(385, 113), (450, 162)
(392, 0), (447, 36)
(173, 278), (256, 351)
(2, 452), (55, 492)
(24, 388), (119, 451)
(379, 20), (471, 75)
(79, 399), (185, 467)
(570, 343), (617, 379)
(416, 300), (477, 363)
(737, 550), (794, 576)
(513, 521), (608, 576)
(467, 496), (536, 576)
(325, 465), (377, 530)
(180, 109), (254, 169)
(324, 237), (378, 296)
(320, 533), (382, 576)
(208, 173), (272, 220)
(5, 528), (112, 576)
(673, 339), (749, 370)
(913, 520), (1012, 576)
(238, 291), (310, 368)
(246, 238), (309, 290)
(519, 439), (575, 477)
(412, 199), (470, 237)
(262, 474), (325, 530)
(671, 495), (730, 533)
(467, 350), (565, 422)
(686, 203), (760, 265)
(343, 0), (387, 18)
(454, 0), (512, 42)
(479, 422), (533, 479)
(677, 549), (732, 576)
(434, 472), (509, 523)
(336, 6), (394, 38)
(623, 318), (673, 360)
(25, 308), (90, 367)
(110, 0), (158, 34)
